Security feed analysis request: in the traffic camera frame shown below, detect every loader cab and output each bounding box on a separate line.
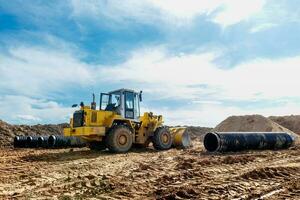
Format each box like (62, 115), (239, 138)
(100, 89), (142, 121)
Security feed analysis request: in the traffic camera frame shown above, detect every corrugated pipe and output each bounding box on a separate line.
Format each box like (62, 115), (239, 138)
(37, 136), (49, 148)
(26, 136), (39, 148)
(204, 132), (295, 152)
(48, 135), (86, 148)
(14, 136), (27, 148)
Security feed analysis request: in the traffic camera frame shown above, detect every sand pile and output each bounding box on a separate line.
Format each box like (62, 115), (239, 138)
(185, 126), (213, 140)
(214, 115), (298, 138)
(0, 120), (68, 147)
(269, 115), (300, 135)
(169, 126), (213, 141)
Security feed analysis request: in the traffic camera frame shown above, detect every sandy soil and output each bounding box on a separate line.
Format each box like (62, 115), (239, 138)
(0, 142), (299, 200)
(270, 115), (300, 135)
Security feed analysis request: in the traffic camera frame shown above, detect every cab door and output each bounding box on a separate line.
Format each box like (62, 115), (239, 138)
(124, 91), (135, 119)
(100, 93), (110, 110)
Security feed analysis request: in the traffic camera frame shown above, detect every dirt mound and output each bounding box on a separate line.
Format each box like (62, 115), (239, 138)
(171, 126), (213, 141)
(214, 115), (299, 145)
(186, 126), (213, 140)
(0, 120), (68, 147)
(269, 115), (300, 135)
(214, 115), (294, 133)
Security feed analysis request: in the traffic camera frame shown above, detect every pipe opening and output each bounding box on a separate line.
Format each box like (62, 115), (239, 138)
(204, 132), (220, 152)
(48, 135), (56, 147)
(14, 136), (20, 147)
(26, 136), (32, 143)
(14, 136), (20, 144)
(26, 136), (33, 147)
(37, 137), (44, 147)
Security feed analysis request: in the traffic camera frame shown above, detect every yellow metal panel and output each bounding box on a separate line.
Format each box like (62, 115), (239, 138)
(64, 128), (71, 136)
(135, 112), (164, 144)
(63, 126), (106, 137)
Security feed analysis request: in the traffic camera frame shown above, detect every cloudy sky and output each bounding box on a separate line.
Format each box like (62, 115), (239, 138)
(0, 0), (300, 126)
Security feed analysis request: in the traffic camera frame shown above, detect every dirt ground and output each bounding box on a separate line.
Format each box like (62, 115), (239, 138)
(1, 141), (300, 200)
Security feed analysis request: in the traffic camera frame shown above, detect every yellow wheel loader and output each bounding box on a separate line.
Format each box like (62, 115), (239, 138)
(63, 88), (191, 153)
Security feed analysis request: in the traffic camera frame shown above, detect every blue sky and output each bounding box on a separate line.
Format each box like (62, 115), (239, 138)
(1, 0), (300, 126)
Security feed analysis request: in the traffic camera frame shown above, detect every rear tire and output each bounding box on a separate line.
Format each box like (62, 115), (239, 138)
(106, 125), (133, 153)
(152, 127), (172, 150)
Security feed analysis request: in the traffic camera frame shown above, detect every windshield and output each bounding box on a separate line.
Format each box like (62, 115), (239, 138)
(100, 92), (121, 111)
(111, 93), (121, 107)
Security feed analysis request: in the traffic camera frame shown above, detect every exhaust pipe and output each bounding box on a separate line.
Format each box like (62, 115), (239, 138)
(204, 132), (295, 152)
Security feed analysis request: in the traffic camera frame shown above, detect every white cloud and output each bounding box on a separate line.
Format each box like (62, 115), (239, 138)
(17, 115), (41, 122)
(0, 46), (93, 97)
(70, 0), (266, 27)
(0, 95), (75, 124)
(1, 43), (300, 126)
(250, 23), (278, 33)
(99, 47), (300, 126)
(100, 47), (300, 101)
(156, 101), (300, 127)
(212, 0), (266, 27)
(0, 45), (93, 124)
(150, 0), (266, 27)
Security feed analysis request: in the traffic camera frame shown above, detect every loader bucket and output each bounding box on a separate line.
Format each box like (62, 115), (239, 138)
(169, 127), (191, 149)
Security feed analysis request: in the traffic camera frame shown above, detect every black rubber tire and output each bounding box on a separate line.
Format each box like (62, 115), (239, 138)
(152, 127), (173, 150)
(105, 125), (133, 153)
(89, 141), (107, 151)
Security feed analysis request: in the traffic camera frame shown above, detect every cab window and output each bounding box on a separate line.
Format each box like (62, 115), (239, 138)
(125, 91), (134, 118)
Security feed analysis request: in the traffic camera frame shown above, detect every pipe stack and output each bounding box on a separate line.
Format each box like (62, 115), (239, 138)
(13, 135), (86, 149)
(13, 136), (28, 148)
(48, 135), (86, 148)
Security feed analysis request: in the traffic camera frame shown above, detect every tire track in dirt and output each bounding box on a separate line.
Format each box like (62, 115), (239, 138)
(0, 142), (299, 199)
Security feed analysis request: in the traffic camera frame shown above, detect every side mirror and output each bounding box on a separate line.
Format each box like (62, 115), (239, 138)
(139, 91), (143, 102)
(72, 104), (78, 108)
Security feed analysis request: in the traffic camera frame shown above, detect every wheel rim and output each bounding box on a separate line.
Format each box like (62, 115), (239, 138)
(118, 134), (128, 146)
(161, 133), (169, 144)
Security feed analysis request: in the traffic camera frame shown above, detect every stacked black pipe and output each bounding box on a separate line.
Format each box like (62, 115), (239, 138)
(14, 136), (28, 148)
(204, 132), (295, 152)
(14, 135), (49, 148)
(48, 135), (86, 148)
(38, 136), (49, 148)
(13, 135), (86, 149)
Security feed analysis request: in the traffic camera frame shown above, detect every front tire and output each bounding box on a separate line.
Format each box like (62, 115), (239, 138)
(152, 127), (172, 150)
(106, 125), (133, 153)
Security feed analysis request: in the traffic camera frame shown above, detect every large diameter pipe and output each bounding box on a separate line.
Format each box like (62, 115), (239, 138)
(204, 132), (295, 152)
